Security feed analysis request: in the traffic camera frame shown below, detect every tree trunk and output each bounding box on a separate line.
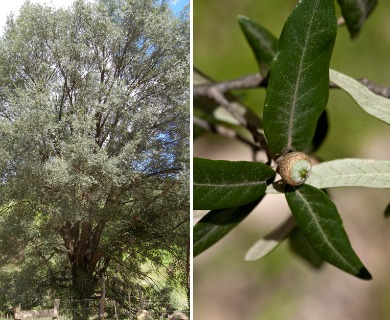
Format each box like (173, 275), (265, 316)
(71, 266), (96, 319)
(60, 220), (109, 319)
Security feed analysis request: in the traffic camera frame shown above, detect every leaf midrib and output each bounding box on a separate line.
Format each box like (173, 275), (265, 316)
(287, 0), (319, 149)
(308, 160), (390, 188)
(195, 181), (264, 188)
(295, 188), (356, 271)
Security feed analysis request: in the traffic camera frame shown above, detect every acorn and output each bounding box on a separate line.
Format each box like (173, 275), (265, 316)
(278, 152), (311, 186)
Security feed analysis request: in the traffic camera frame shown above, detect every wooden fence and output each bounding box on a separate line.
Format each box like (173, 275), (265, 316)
(7, 282), (189, 319)
(14, 300), (60, 320)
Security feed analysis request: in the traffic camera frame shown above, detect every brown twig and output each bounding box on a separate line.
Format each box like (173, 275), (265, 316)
(194, 73), (265, 97)
(194, 70), (390, 162)
(194, 72), (274, 160)
(194, 116), (261, 152)
(358, 78), (390, 98)
(207, 87), (248, 127)
(196, 72), (390, 99)
(330, 78), (390, 98)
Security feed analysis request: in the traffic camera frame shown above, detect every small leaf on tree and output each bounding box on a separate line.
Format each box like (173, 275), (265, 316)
(263, 0), (337, 156)
(194, 158), (275, 210)
(337, 0), (377, 39)
(305, 159), (390, 189)
(238, 15), (278, 76)
(194, 199), (262, 256)
(286, 184), (371, 280)
(330, 69), (390, 124)
(245, 215), (295, 261)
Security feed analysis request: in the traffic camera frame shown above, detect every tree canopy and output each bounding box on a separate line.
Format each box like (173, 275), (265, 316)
(0, 0), (189, 314)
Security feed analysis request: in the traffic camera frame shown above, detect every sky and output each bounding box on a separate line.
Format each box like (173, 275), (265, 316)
(0, 0), (189, 35)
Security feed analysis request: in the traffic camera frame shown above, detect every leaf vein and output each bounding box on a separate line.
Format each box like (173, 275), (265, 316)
(295, 188), (355, 270)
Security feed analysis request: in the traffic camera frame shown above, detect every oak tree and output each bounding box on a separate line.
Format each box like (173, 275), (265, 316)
(0, 0), (189, 314)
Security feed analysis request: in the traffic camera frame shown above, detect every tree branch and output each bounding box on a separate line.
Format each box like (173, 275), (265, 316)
(194, 70), (390, 161)
(194, 73), (265, 96)
(194, 72), (273, 161)
(194, 116), (260, 151)
(195, 71), (390, 99)
(357, 78), (390, 98)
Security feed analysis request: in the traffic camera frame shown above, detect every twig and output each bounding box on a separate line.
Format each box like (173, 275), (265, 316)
(194, 72), (272, 161)
(196, 71), (390, 99)
(330, 78), (390, 98)
(194, 73), (265, 97)
(194, 116), (261, 151)
(207, 86), (248, 127)
(358, 78), (390, 98)
(194, 70), (390, 161)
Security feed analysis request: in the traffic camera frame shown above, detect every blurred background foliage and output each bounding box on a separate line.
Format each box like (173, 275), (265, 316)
(194, 0), (390, 319)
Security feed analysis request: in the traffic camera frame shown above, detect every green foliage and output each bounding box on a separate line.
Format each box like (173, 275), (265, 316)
(263, 0), (337, 156)
(193, 158), (274, 210)
(194, 199), (261, 257)
(0, 261), (52, 309)
(194, 0), (388, 281)
(237, 15), (278, 77)
(285, 184), (371, 279)
(337, 0), (377, 38)
(0, 0), (189, 310)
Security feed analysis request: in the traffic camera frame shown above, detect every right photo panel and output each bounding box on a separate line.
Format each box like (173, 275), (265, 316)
(193, 0), (390, 319)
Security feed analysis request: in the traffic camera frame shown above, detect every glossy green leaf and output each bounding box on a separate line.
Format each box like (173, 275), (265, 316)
(194, 199), (261, 256)
(245, 215), (295, 261)
(286, 184), (371, 279)
(289, 227), (324, 269)
(263, 0), (337, 156)
(337, 0), (377, 39)
(238, 15), (278, 76)
(194, 158), (275, 210)
(330, 69), (390, 124)
(306, 159), (390, 189)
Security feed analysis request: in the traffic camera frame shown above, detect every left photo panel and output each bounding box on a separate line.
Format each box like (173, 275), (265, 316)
(0, 0), (190, 319)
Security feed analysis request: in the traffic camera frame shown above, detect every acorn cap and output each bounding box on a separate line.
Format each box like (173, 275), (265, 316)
(278, 152), (311, 186)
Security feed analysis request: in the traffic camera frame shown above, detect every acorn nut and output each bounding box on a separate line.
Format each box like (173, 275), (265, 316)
(278, 152), (311, 186)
